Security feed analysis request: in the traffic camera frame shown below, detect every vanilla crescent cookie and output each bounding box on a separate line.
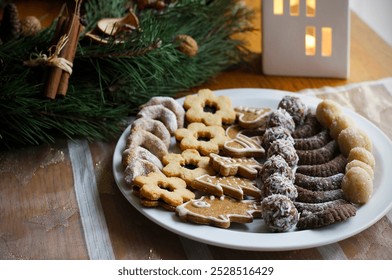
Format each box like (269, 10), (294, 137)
(124, 158), (163, 185)
(136, 104), (178, 135)
(162, 149), (215, 185)
(131, 117), (171, 148)
(140, 96), (185, 128)
(234, 106), (271, 129)
(175, 122), (229, 156)
(192, 174), (261, 200)
(122, 145), (163, 169)
(126, 129), (168, 160)
(209, 153), (263, 179)
(183, 89), (236, 126)
(176, 196), (261, 228)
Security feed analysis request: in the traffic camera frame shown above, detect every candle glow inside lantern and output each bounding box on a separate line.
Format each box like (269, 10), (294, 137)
(262, 0), (350, 78)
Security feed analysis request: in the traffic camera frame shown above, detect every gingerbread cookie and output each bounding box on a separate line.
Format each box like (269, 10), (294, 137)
(192, 174), (261, 200)
(140, 96), (185, 128)
(209, 153), (263, 179)
(223, 134), (265, 158)
(261, 194), (299, 232)
(175, 122), (229, 156)
(176, 196), (261, 228)
(225, 124), (265, 139)
(234, 106), (271, 129)
(162, 149), (215, 185)
(133, 172), (195, 208)
(183, 89), (236, 126)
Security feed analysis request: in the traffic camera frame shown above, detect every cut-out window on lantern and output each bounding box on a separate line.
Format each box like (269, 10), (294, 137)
(322, 27), (333, 56)
(305, 26), (316, 56)
(290, 0), (300, 16)
(274, 0), (284, 15)
(306, 0), (316, 17)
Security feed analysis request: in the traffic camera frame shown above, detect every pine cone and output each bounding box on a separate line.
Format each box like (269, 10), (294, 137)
(0, 3), (21, 42)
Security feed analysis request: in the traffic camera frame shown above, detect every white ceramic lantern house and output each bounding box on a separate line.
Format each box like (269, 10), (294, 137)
(262, 0), (350, 78)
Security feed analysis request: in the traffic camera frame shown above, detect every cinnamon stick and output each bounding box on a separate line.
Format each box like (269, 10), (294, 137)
(44, 17), (69, 99)
(57, 13), (82, 97)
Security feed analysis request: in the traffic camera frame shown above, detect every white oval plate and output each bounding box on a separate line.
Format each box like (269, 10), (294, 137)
(112, 88), (392, 251)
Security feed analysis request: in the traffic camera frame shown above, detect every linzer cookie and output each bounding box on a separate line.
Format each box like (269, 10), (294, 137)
(175, 122), (229, 156)
(162, 149), (215, 185)
(234, 106), (271, 129)
(223, 134), (265, 158)
(209, 153), (263, 179)
(183, 89), (236, 126)
(133, 172), (195, 209)
(192, 174), (261, 200)
(176, 196), (261, 228)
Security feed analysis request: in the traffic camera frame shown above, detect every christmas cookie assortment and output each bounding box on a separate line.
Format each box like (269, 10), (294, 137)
(122, 89), (376, 232)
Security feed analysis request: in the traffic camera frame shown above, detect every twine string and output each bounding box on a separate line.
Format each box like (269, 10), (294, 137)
(24, 34), (73, 75)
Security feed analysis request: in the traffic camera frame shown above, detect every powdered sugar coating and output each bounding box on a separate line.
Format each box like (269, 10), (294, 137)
(261, 194), (299, 232)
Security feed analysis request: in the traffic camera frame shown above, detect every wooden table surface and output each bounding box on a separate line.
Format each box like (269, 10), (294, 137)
(1, 1), (392, 260)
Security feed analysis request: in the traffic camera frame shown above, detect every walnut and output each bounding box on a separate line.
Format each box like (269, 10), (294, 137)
(20, 16), (42, 37)
(175, 34), (198, 57)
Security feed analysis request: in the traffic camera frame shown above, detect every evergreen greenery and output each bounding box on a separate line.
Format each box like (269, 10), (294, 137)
(0, 0), (254, 148)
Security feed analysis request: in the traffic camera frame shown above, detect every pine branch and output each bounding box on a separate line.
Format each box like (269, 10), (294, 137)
(0, 0), (255, 149)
